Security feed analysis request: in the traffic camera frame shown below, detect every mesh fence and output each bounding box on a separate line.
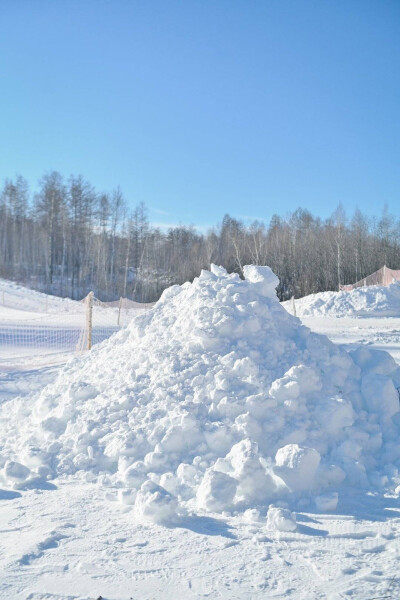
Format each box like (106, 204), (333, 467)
(0, 291), (155, 367)
(75, 295), (155, 353)
(340, 265), (400, 292)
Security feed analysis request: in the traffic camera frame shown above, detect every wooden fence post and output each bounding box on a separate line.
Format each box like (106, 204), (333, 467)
(117, 297), (123, 326)
(291, 295), (296, 317)
(86, 291), (94, 350)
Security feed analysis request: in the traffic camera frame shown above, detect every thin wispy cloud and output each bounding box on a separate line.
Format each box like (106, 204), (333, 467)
(150, 207), (169, 216)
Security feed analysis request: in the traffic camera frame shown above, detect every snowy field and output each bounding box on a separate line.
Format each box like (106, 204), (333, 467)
(2, 272), (400, 599)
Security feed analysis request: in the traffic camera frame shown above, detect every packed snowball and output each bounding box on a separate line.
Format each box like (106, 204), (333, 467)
(284, 281), (400, 318)
(1, 265), (400, 524)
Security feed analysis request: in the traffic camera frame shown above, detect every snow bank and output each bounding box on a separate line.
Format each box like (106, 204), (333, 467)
(1, 265), (400, 523)
(0, 277), (81, 315)
(284, 282), (400, 318)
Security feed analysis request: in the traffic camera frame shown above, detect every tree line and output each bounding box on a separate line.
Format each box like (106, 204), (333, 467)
(0, 171), (399, 302)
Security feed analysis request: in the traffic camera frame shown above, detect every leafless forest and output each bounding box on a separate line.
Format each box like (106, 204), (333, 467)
(0, 172), (398, 301)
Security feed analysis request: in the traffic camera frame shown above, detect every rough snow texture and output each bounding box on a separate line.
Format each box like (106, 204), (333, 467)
(285, 282), (400, 318)
(1, 265), (400, 523)
(266, 505), (297, 532)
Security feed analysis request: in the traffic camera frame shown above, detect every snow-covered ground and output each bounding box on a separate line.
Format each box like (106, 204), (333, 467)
(2, 478), (399, 600)
(302, 316), (400, 365)
(2, 270), (400, 599)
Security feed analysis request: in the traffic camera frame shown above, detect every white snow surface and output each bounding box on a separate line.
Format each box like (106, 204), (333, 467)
(285, 281), (400, 318)
(0, 277), (81, 315)
(2, 264), (400, 526)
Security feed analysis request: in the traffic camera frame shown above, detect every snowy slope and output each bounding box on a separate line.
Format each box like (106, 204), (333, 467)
(0, 278), (82, 315)
(284, 281), (400, 318)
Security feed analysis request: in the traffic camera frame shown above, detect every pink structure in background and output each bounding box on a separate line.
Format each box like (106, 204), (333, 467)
(340, 265), (400, 292)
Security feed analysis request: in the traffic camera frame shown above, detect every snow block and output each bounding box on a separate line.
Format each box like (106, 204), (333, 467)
(134, 480), (180, 525)
(274, 445), (321, 493)
(197, 469), (237, 512)
(243, 265), (279, 299)
(361, 374), (399, 420)
(266, 505), (297, 532)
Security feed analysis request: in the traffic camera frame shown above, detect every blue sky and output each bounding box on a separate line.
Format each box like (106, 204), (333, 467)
(0, 0), (399, 230)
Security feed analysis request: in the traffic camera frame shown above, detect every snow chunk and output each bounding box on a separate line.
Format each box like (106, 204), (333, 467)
(315, 397), (354, 436)
(351, 347), (398, 377)
(266, 505), (297, 532)
(274, 445), (321, 493)
(210, 264), (228, 277)
(3, 460), (31, 483)
(361, 374), (399, 420)
(134, 481), (180, 525)
(227, 440), (279, 504)
(243, 265), (279, 299)
(270, 365), (321, 402)
(197, 469), (237, 512)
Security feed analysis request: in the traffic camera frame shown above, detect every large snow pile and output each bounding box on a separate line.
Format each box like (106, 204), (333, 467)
(285, 282), (400, 318)
(2, 265), (400, 524)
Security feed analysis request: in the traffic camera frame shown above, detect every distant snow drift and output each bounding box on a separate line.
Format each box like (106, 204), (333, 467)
(1, 265), (400, 525)
(285, 282), (400, 318)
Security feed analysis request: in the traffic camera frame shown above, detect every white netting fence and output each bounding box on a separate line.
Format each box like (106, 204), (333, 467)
(0, 290), (155, 367)
(75, 294), (155, 353)
(340, 265), (400, 291)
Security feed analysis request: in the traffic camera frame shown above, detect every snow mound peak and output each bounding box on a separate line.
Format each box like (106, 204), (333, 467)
(243, 265), (279, 299)
(1, 265), (400, 523)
